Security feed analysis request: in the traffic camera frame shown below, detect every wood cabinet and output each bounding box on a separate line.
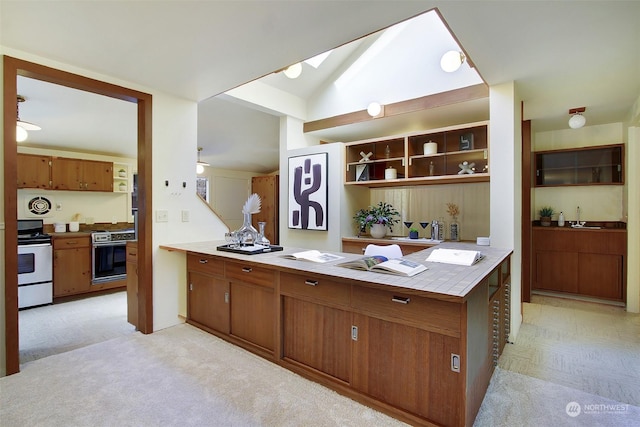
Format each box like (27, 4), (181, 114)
(341, 237), (437, 255)
(51, 157), (113, 191)
(344, 121), (489, 187)
(251, 175), (279, 244)
(350, 286), (463, 426)
(53, 235), (92, 297)
(226, 261), (276, 354)
(177, 247), (511, 426)
(534, 144), (623, 187)
(17, 153), (51, 189)
(280, 272), (352, 383)
(126, 241), (138, 329)
(532, 227), (626, 301)
(187, 253), (229, 334)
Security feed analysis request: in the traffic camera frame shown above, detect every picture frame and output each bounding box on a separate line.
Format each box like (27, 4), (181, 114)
(288, 152), (328, 230)
(459, 132), (474, 151)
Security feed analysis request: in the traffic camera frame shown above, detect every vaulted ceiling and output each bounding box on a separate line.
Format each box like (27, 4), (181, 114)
(3, 1), (639, 173)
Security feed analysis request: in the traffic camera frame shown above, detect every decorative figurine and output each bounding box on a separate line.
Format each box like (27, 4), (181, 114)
(458, 161), (475, 175)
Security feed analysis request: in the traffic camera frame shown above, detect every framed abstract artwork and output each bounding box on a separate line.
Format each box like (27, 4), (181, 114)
(288, 152), (328, 230)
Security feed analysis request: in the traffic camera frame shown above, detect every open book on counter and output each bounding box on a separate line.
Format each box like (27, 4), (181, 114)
(425, 248), (484, 266)
(338, 256), (427, 277)
(283, 250), (344, 263)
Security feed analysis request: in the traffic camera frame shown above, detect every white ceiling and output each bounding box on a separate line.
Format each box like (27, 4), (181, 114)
(3, 1), (639, 173)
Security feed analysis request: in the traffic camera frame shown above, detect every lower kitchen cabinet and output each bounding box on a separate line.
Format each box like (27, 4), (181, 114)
(532, 227), (626, 301)
(229, 280), (274, 352)
(189, 271), (230, 334)
(351, 314), (461, 426)
(126, 241), (138, 329)
(187, 253), (229, 334)
(53, 235), (91, 297)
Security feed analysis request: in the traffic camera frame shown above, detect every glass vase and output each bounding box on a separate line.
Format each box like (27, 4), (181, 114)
(235, 212), (258, 246)
(256, 221), (270, 246)
(450, 219), (460, 241)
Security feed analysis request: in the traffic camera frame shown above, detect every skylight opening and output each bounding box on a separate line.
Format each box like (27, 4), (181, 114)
(334, 21), (409, 89)
(305, 50), (333, 69)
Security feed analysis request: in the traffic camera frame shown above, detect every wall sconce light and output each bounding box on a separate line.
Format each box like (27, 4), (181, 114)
(568, 107), (586, 129)
(283, 63), (302, 79)
(196, 147), (210, 174)
(440, 50), (466, 73)
(367, 102), (383, 118)
(16, 95), (41, 142)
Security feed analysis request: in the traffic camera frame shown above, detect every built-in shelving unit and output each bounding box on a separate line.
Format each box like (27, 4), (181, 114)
(113, 162), (130, 193)
(534, 144), (623, 187)
(344, 121), (489, 187)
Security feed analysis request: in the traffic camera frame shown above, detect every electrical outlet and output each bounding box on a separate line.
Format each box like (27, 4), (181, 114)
(56, 203), (62, 211)
(181, 210), (190, 222)
(156, 209), (169, 222)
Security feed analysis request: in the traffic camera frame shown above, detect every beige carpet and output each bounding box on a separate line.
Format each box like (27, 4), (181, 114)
(19, 291), (135, 364)
(2, 324), (406, 427)
(4, 294), (639, 426)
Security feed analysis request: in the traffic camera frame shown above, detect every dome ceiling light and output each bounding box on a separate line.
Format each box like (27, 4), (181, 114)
(440, 50), (466, 72)
(283, 63), (302, 79)
(16, 95), (41, 142)
(568, 107), (586, 129)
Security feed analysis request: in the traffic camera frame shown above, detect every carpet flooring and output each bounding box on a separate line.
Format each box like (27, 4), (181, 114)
(4, 293), (639, 426)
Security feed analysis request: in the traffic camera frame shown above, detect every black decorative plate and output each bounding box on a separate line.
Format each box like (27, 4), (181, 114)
(217, 244), (284, 255)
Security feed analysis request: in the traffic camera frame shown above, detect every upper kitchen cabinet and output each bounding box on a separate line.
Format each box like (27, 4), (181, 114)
(17, 153), (51, 189)
(534, 144), (624, 187)
(344, 121), (489, 187)
(51, 157), (113, 192)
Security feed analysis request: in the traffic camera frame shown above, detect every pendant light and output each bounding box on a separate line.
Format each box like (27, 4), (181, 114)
(16, 95), (41, 142)
(196, 147), (210, 174)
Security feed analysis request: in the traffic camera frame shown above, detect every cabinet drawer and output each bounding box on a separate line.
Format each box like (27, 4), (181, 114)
(280, 272), (350, 307)
(126, 244), (138, 263)
(187, 253), (224, 277)
(225, 261), (275, 288)
(53, 235), (90, 249)
(351, 285), (460, 337)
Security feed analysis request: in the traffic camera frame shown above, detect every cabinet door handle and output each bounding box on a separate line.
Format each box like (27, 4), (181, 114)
(224, 292), (229, 304)
(242, 267), (252, 273)
(304, 279), (318, 286)
(189, 283), (193, 291)
(66, 241), (78, 245)
(391, 296), (410, 304)
(199, 259), (208, 264)
(351, 325), (358, 341)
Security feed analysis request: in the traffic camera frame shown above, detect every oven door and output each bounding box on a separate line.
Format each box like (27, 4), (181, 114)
(92, 242), (127, 283)
(18, 243), (53, 285)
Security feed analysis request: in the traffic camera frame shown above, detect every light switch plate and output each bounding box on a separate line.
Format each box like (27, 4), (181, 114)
(156, 209), (169, 222)
(181, 210), (190, 222)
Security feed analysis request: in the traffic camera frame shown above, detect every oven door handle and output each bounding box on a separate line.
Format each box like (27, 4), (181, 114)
(18, 243), (52, 250)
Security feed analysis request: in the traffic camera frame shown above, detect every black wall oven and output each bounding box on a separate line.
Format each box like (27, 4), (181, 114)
(91, 230), (134, 283)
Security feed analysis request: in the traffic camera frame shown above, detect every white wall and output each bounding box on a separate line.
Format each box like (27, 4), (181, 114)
(0, 49), (230, 375)
(489, 81), (522, 341)
(278, 116), (344, 252)
(627, 126), (639, 313)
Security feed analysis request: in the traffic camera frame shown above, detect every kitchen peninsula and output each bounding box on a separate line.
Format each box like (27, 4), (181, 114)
(161, 241), (512, 426)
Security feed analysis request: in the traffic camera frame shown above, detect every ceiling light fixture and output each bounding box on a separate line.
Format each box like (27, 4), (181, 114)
(440, 50), (466, 73)
(367, 102), (383, 117)
(196, 147), (210, 174)
(283, 63), (302, 79)
(568, 107), (586, 129)
(16, 95), (41, 142)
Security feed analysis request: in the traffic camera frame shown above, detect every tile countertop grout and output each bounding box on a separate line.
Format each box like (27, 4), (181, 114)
(160, 241), (512, 302)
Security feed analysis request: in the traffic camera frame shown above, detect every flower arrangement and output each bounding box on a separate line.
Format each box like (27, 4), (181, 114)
(354, 201), (400, 234)
(446, 203), (459, 221)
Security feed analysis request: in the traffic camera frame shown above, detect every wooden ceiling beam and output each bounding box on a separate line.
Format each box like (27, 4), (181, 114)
(303, 83), (488, 133)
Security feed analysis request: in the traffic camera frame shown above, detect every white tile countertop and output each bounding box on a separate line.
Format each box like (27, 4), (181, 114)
(161, 241), (512, 302)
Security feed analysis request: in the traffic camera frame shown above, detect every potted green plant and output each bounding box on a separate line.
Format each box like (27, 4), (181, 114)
(409, 228), (419, 239)
(353, 201), (400, 238)
(539, 206), (554, 226)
